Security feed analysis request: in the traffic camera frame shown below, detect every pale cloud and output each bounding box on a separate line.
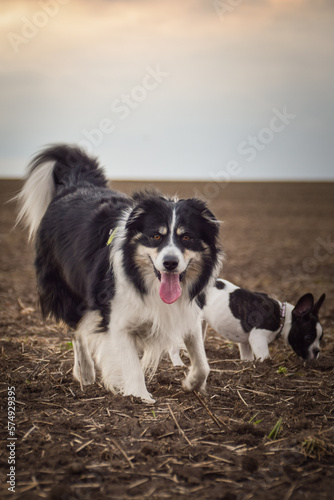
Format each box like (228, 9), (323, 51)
(0, 0), (333, 178)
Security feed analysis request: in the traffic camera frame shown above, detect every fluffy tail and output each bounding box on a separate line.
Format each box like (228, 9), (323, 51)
(16, 144), (107, 241)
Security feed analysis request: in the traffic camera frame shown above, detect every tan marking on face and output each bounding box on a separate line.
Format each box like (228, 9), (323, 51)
(183, 248), (200, 262)
(133, 244), (158, 270)
(183, 257), (203, 283)
(182, 247), (210, 284)
(176, 226), (186, 236)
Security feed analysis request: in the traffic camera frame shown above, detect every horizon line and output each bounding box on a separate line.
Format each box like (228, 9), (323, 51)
(1, 177), (333, 183)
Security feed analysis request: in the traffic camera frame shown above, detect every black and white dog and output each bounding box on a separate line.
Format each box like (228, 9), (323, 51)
(170, 279), (325, 364)
(16, 145), (222, 403)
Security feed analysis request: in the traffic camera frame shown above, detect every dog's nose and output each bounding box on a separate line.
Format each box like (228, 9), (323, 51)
(163, 255), (179, 271)
(313, 348), (320, 359)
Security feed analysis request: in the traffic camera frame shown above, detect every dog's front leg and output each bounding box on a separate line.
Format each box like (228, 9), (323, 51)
(182, 324), (210, 394)
(119, 330), (156, 403)
(95, 327), (155, 404)
(248, 329), (270, 361)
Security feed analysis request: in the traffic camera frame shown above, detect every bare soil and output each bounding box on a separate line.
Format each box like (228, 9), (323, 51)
(1, 180), (334, 500)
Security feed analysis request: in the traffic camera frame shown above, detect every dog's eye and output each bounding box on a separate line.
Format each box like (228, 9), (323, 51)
(182, 234), (191, 241)
(153, 234), (162, 241)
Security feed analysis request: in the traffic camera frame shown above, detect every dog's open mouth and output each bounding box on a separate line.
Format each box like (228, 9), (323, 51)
(150, 258), (187, 304)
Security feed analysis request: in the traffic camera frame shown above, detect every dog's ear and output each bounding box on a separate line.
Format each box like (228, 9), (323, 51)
(190, 198), (219, 223)
(193, 199), (221, 248)
(292, 293), (314, 319)
(126, 196), (169, 233)
(313, 293), (326, 316)
(125, 205), (145, 232)
(187, 198), (220, 231)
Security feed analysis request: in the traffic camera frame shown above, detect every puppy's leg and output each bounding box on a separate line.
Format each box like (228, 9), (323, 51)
(238, 342), (254, 361)
(72, 312), (97, 387)
(182, 324), (210, 394)
(95, 327), (155, 404)
(248, 329), (270, 361)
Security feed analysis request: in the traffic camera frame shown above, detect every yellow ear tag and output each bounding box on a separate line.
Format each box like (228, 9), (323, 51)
(107, 227), (117, 246)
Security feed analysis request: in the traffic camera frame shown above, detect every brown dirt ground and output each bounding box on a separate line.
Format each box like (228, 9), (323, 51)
(1, 180), (334, 500)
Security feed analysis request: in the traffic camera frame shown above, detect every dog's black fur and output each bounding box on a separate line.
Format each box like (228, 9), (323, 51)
(33, 145), (130, 330)
(17, 144), (222, 401)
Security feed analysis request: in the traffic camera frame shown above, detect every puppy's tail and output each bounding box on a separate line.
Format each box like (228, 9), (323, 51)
(15, 144), (107, 241)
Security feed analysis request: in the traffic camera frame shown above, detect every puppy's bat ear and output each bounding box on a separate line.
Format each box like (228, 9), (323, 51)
(313, 293), (326, 316)
(292, 293), (314, 319)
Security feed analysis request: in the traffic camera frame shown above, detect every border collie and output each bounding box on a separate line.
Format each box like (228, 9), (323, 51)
(169, 279), (325, 364)
(16, 145), (222, 403)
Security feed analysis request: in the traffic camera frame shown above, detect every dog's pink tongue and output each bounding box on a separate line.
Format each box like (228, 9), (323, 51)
(159, 272), (182, 304)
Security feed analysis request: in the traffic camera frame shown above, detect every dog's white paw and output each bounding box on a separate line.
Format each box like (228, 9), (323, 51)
(182, 368), (208, 393)
(123, 387), (156, 404)
(142, 394), (156, 405)
(171, 358), (185, 368)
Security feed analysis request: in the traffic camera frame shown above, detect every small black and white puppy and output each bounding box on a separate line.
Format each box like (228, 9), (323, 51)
(170, 279), (325, 364)
(16, 145), (222, 403)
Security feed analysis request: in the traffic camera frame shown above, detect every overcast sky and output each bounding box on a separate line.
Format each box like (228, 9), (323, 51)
(1, 0), (333, 180)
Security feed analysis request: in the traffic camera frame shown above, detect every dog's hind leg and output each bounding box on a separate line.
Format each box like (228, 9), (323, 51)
(72, 312), (97, 387)
(182, 323), (210, 394)
(238, 342), (254, 361)
(169, 347), (185, 367)
(73, 338), (96, 388)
